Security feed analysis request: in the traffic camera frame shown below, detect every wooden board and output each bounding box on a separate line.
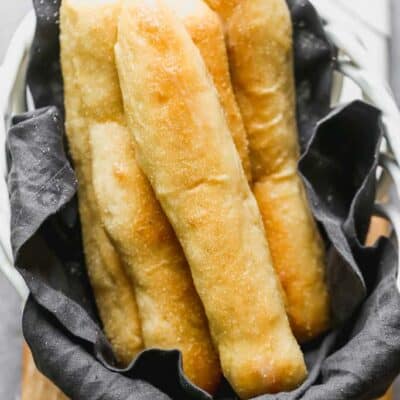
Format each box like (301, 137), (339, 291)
(381, 387), (394, 400)
(21, 217), (393, 400)
(22, 345), (67, 400)
(366, 217), (393, 400)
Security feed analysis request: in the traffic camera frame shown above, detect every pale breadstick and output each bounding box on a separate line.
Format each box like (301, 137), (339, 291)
(61, 0), (220, 390)
(60, 0), (143, 364)
(205, 0), (331, 342)
(90, 123), (221, 392)
(163, 0), (251, 182)
(116, 1), (307, 398)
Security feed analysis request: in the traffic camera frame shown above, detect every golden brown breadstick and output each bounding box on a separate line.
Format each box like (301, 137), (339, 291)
(203, 0), (239, 20)
(60, 0), (143, 364)
(90, 123), (221, 393)
(164, 0), (252, 182)
(206, 0), (331, 342)
(61, 0), (220, 390)
(116, 1), (307, 398)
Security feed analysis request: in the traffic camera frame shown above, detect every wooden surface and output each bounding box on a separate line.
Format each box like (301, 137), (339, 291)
(22, 345), (67, 400)
(366, 216), (391, 246)
(21, 216), (393, 400)
(381, 387), (394, 400)
(365, 216), (392, 400)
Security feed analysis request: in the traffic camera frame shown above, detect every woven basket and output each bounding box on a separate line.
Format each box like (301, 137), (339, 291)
(0, 3), (399, 400)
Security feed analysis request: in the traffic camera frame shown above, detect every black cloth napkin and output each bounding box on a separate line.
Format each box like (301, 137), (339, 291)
(7, 0), (400, 399)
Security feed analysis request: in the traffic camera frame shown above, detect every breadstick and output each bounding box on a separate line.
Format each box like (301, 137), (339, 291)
(61, 0), (220, 391)
(60, 0), (143, 364)
(116, 1), (307, 398)
(90, 123), (221, 393)
(164, 0), (252, 182)
(206, 0), (331, 342)
(202, 0), (239, 21)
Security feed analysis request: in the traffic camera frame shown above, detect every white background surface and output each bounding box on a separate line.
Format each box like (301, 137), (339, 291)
(0, 1), (31, 62)
(0, 5), (31, 400)
(311, 0), (390, 78)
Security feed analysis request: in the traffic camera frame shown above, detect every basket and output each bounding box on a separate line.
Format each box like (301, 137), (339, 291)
(1, 2), (399, 399)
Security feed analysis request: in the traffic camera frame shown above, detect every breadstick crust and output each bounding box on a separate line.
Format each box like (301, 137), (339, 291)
(61, 0), (220, 390)
(202, 0), (240, 20)
(208, 0), (331, 341)
(116, 1), (307, 398)
(60, 0), (143, 365)
(90, 123), (221, 393)
(164, 0), (252, 182)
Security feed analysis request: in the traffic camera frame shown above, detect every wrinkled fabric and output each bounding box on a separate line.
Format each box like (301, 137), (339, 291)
(299, 101), (383, 322)
(6, 0), (399, 399)
(287, 0), (336, 149)
(8, 108), (208, 400)
(23, 298), (171, 400)
(300, 239), (400, 400)
(27, 0), (63, 113)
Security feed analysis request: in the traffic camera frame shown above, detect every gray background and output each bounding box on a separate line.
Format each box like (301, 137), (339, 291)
(0, 3), (33, 400)
(390, 0), (400, 105)
(0, 1), (31, 61)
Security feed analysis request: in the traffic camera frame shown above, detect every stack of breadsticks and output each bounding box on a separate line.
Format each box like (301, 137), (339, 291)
(60, 0), (331, 398)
